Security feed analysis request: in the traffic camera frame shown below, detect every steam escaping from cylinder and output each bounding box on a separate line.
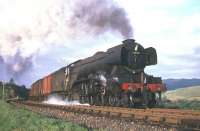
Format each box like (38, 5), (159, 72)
(99, 74), (107, 87)
(0, 0), (133, 85)
(43, 95), (90, 106)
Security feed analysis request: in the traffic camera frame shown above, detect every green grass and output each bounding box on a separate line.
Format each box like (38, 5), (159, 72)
(0, 100), (88, 131)
(162, 100), (200, 110)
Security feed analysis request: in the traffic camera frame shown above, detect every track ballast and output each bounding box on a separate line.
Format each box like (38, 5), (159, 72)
(9, 100), (200, 131)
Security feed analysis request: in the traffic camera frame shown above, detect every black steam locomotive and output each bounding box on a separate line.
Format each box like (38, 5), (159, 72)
(30, 39), (166, 107)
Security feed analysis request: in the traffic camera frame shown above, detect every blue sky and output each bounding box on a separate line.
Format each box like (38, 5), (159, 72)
(0, 0), (199, 86)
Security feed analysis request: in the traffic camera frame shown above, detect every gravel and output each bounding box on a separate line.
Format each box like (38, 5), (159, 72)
(20, 104), (178, 131)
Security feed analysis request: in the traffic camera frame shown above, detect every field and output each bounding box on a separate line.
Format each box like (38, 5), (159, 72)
(163, 86), (200, 110)
(0, 100), (87, 131)
(164, 86), (200, 101)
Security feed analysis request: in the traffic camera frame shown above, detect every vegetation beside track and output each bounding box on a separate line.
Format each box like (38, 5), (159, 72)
(164, 86), (200, 101)
(162, 100), (200, 110)
(0, 100), (87, 131)
(163, 86), (200, 110)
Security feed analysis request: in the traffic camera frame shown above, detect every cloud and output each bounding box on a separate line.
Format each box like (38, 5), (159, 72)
(146, 45), (200, 79)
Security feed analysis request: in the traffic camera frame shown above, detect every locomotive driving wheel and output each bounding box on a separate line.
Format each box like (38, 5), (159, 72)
(79, 83), (84, 103)
(100, 86), (106, 105)
(128, 93), (135, 108)
(79, 83), (89, 104)
(108, 95), (117, 106)
(88, 80), (94, 105)
(88, 96), (95, 105)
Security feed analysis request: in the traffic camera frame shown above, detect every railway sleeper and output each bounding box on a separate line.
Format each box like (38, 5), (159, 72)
(133, 114), (147, 120)
(93, 110), (101, 115)
(109, 112), (121, 118)
(165, 117), (181, 125)
(82, 109), (93, 114)
(99, 111), (110, 117)
(181, 119), (200, 129)
(64, 107), (73, 112)
(146, 116), (164, 123)
(120, 113), (133, 118)
(80, 109), (88, 113)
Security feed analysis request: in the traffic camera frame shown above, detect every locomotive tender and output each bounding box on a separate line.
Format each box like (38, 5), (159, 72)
(29, 39), (166, 107)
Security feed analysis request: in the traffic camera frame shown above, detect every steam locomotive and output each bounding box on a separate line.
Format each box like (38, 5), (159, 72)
(29, 39), (166, 107)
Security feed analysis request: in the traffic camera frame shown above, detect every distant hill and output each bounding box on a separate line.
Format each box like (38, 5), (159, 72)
(164, 86), (200, 101)
(164, 78), (200, 90)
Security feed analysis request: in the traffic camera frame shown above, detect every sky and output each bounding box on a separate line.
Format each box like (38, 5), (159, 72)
(120, 0), (200, 79)
(0, 0), (199, 87)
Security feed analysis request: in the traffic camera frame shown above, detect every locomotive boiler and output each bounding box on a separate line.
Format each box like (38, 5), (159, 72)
(29, 39), (166, 107)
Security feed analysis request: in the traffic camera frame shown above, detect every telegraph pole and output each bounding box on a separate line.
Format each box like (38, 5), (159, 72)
(2, 82), (5, 100)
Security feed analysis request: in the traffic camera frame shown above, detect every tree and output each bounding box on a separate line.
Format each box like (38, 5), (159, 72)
(9, 78), (15, 85)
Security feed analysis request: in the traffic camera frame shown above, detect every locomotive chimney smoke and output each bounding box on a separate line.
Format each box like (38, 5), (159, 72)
(0, 33), (35, 81)
(8, 55), (33, 79)
(0, 51), (33, 81)
(69, 0), (133, 38)
(0, 0), (133, 85)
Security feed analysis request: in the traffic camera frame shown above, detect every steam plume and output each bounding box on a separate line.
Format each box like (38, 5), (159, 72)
(0, 0), (133, 85)
(69, 0), (133, 38)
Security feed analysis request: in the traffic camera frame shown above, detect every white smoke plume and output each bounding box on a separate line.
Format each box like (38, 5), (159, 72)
(43, 95), (90, 106)
(0, 0), (133, 84)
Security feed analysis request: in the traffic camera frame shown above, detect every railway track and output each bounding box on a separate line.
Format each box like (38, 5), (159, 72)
(9, 100), (200, 130)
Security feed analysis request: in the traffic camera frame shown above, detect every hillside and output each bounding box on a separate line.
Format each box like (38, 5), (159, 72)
(164, 78), (200, 90)
(163, 86), (200, 110)
(164, 86), (200, 101)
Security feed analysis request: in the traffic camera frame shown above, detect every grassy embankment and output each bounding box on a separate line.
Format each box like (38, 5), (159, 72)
(0, 100), (87, 131)
(163, 86), (200, 110)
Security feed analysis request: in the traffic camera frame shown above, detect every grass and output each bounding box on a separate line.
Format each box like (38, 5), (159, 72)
(0, 100), (88, 131)
(162, 100), (200, 110)
(164, 86), (200, 101)
(162, 86), (200, 110)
